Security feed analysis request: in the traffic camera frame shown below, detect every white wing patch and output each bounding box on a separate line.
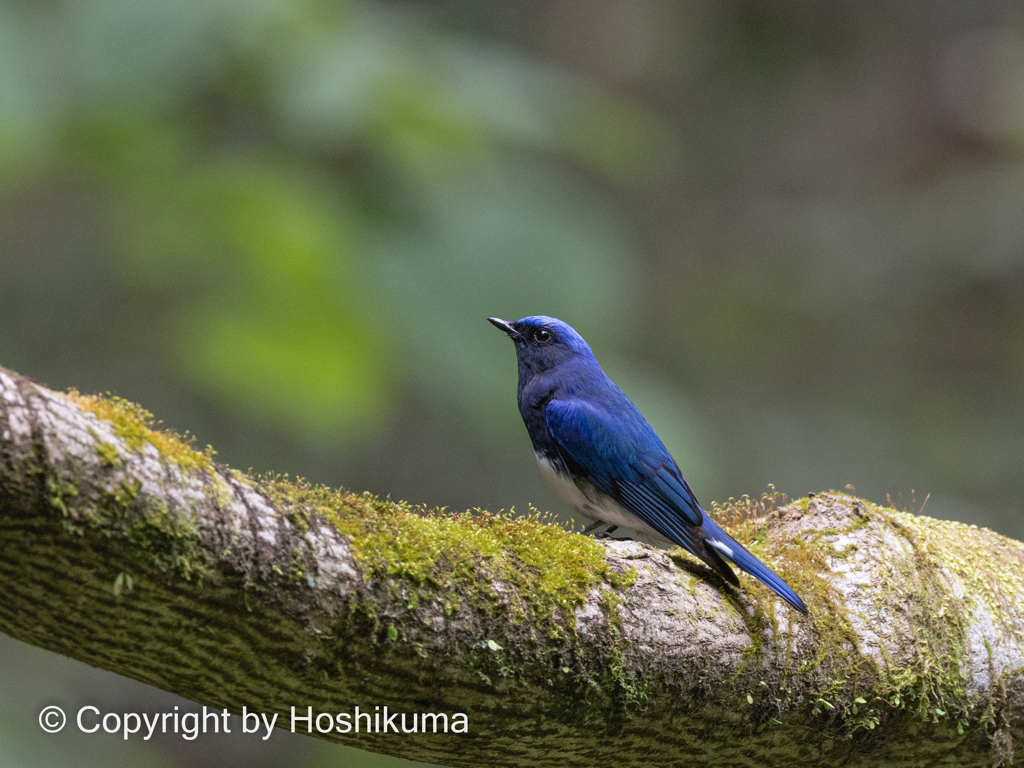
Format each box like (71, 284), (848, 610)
(706, 539), (734, 558)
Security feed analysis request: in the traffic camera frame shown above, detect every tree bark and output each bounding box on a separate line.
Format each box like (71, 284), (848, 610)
(1, 365), (1022, 767)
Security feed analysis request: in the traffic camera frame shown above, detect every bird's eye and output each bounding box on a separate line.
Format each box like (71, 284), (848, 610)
(534, 329), (552, 343)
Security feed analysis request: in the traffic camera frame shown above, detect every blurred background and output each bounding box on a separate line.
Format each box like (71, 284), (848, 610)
(2, 0), (1023, 765)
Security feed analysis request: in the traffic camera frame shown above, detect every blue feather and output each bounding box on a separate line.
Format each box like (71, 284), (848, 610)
(491, 315), (809, 615)
(702, 515), (808, 614)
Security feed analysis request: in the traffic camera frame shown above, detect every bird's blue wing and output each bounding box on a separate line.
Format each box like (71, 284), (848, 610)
(544, 399), (704, 542)
(546, 399), (809, 615)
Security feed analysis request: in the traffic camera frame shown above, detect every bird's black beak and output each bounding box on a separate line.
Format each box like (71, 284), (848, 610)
(488, 317), (521, 339)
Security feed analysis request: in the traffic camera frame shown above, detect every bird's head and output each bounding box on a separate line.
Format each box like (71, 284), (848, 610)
(488, 315), (595, 376)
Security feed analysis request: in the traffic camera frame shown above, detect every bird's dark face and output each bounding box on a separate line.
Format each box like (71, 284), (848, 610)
(488, 315), (594, 380)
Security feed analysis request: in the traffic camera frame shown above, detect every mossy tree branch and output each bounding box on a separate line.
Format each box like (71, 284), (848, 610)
(1, 365), (1023, 767)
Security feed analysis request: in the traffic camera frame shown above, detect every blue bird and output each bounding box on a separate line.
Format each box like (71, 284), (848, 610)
(489, 315), (808, 615)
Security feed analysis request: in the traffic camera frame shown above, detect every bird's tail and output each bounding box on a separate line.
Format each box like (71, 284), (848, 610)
(701, 515), (809, 615)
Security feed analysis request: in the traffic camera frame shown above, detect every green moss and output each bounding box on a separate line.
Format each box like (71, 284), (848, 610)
(264, 478), (633, 632)
(252, 477), (645, 716)
(883, 506), (1024, 640)
(46, 450), (214, 585)
(68, 395), (220, 583)
(598, 588), (652, 712)
(290, 547), (308, 583)
(67, 389), (213, 470)
(88, 481), (214, 584)
(49, 477), (83, 535)
(57, 390), (636, 693)
(93, 435), (120, 468)
(714, 489), (988, 739)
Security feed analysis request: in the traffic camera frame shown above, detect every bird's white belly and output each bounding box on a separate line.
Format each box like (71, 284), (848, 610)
(535, 455), (672, 545)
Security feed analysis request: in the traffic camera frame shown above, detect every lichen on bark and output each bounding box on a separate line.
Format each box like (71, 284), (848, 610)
(1, 365), (1023, 767)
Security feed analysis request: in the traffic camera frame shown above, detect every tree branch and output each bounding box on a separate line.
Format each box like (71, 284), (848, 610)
(1, 365), (1022, 767)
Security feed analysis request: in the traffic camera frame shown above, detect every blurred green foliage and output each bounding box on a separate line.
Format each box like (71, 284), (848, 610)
(2, 1), (1024, 767)
(0, 0), (650, 442)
